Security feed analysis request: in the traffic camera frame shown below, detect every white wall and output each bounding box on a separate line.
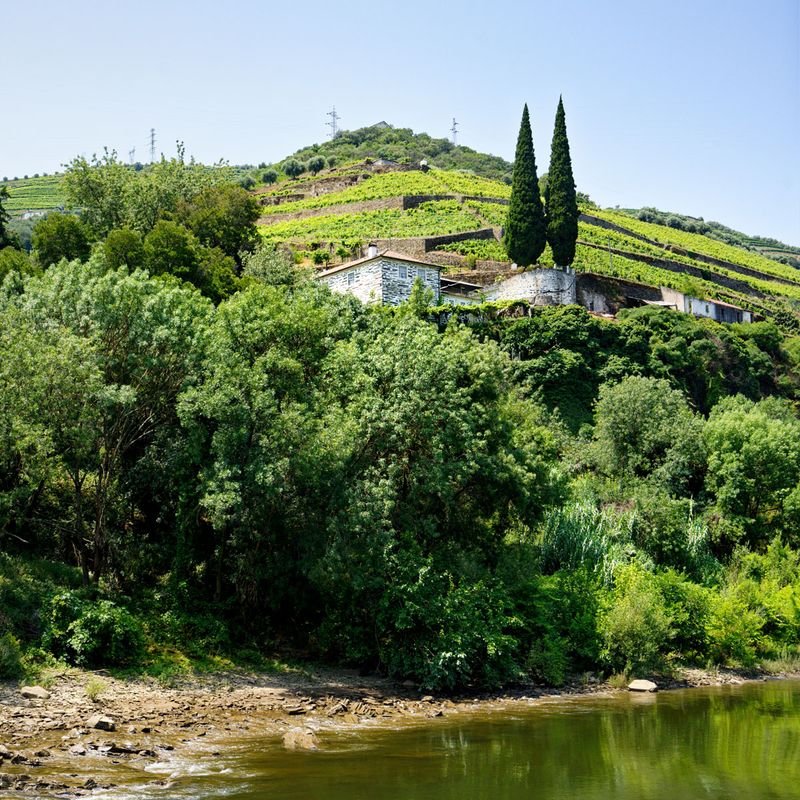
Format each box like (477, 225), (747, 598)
(484, 268), (576, 305)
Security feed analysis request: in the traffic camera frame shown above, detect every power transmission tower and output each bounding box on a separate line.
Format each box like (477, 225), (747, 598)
(149, 129), (156, 163)
(451, 118), (459, 145)
(128, 147), (136, 165)
(326, 107), (340, 139)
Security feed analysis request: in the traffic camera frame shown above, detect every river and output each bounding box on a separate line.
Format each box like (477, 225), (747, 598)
(13, 678), (800, 799)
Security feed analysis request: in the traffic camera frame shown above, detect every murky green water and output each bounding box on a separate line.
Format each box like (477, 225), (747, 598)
(31, 680), (800, 799)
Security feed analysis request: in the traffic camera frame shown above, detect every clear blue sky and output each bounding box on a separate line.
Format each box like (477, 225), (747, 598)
(3, 0), (799, 244)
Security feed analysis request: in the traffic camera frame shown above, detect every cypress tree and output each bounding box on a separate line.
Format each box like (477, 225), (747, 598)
(545, 96), (579, 268)
(503, 104), (546, 267)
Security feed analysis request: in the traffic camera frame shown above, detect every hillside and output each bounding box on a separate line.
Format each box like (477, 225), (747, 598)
(282, 123), (513, 182)
(253, 162), (800, 329)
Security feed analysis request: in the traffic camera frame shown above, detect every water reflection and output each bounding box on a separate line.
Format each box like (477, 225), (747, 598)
(91, 680), (800, 800)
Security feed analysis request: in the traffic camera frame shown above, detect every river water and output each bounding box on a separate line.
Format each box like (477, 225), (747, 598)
(20, 679), (800, 799)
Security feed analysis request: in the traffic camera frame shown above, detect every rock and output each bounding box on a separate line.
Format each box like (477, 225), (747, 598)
(86, 714), (116, 731)
(0, 745), (11, 759)
(20, 686), (50, 700)
(69, 744), (87, 756)
(282, 728), (319, 750)
(628, 679), (658, 693)
(34, 749), (51, 758)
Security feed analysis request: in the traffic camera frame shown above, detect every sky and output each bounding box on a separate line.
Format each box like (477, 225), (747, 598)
(2, 0), (799, 244)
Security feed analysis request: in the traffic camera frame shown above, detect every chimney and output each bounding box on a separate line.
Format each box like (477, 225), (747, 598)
(367, 243), (378, 258)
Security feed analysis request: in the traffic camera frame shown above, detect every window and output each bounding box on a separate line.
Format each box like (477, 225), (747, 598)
(398, 265), (408, 280)
(348, 270), (360, 286)
(705, 304), (710, 314)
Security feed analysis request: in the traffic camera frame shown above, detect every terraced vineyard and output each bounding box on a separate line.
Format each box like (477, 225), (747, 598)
(3, 174), (66, 212)
(254, 165), (800, 323)
(259, 201), (483, 243)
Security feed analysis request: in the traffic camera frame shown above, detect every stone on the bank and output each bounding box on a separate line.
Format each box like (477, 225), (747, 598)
(86, 714), (116, 731)
(69, 744), (87, 756)
(282, 728), (319, 750)
(20, 686), (50, 700)
(628, 679), (658, 693)
(0, 744), (11, 759)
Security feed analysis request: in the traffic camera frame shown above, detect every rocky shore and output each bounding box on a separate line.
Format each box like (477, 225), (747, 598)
(1, 665), (797, 795)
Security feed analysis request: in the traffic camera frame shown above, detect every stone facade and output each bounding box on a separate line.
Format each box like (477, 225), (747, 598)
(484, 268), (577, 306)
(317, 253), (440, 306)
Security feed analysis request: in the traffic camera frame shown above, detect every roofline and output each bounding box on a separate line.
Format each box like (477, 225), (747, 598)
(316, 249), (442, 278)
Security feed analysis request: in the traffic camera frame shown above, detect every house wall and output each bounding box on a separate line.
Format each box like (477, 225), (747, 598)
(319, 261), (384, 304)
(381, 258), (440, 305)
(441, 290), (481, 306)
(485, 268), (577, 306)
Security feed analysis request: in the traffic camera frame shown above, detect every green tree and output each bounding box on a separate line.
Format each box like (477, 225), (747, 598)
(177, 184), (260, 262)
(503, 104), (546, 267)
(0, 247), (36, 282)
(143, 220), (198, 280)
(241, 242), (302, 286)
(103, 227), (144, 270)
(307, 156), (326, 175)
(32, 213), (92, 267)
(545, 97), (579, 267)
(0, 185), (19, 249)
(261, 169), (278, 185)
(705, 396), (800, 548)
(593, 376), (706, 493)
(282, 159), (305, 179)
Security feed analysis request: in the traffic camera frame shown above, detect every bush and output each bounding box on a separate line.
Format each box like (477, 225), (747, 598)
(377, 568), (521, 691)
(598, 564), (671, 673)
(32, 212), (92, 268)
(44, 593), (145, 668)
(526, 632), (568, 686)
(238, 176), (255, 190)
(0, 632), (23, 679)
(261, 169), (278, 185)
(282, 159), (305, 179)
(307, 156), (326, 175)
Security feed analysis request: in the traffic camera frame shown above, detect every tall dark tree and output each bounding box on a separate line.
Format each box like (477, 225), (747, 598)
(545, 96), (579, 267)
(0, 185), (19, 249)
(503, 104), (546, 267)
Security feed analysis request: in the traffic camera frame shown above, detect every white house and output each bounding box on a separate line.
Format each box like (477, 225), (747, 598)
(660, 288), (752, 323)
(316, 247), (441, 306)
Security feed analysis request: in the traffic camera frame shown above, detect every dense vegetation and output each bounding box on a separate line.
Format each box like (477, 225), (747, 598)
(1, 137), (799, 694)
(283, 123), (512, 182)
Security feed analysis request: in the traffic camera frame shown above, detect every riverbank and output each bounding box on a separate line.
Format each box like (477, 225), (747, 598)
(1, 665), (798, 795)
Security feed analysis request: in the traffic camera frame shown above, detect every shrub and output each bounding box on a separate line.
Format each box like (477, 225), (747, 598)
(307, 156), (326, 175)
(282, 159), (305, 179)
(44, 593), (145, 668)
(0, 632), (23, 679)
(239, 176), (256, 190)
(598, 564), (672, 673)
(526, 632), (568, 686)
(261, 169), (278, 185)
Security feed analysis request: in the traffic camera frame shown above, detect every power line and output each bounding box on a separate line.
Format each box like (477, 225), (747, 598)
(451, 117), (459, 146)
(326, 107), (340, 139)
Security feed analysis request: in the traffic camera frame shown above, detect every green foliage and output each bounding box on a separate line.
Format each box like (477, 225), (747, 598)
(44, 592), (144, 668)
(63, 147), (233, 237)
(103, 227), (144, 270)
(377, 560), (521, 690)
(0, 632), (24, 678)
(282, 158), (305, 179)
(177, 183), (260, 262)
(262, 169), (278, 185)
(0, 185), (19, 249)
(143, 219), (198, 279)
(307, 156), (326, 175)
(32, 212), (92, 267)
(526, 631), (568, 686)
(545, 98), (579, 267)
(287, 124), (511, 182)
(504, 105), (546, 267)
(704, 396), (800, 549)
(0, 246), (37, 282)
(593, 376), (705, 492)
(241, 242), (300, 286)
(599, 564), (672, 673)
